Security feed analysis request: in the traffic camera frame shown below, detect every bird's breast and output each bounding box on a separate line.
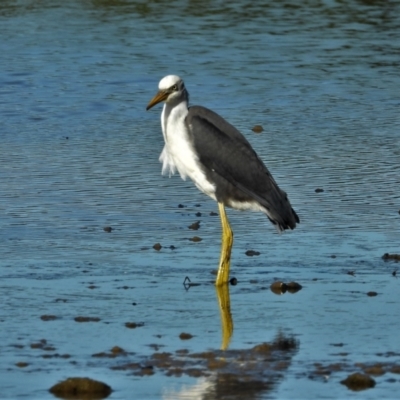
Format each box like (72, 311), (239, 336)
(163, 113), (216, 199)
(164, 117), (199, 178)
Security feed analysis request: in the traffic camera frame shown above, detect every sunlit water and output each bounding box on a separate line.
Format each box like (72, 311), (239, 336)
(1, 1), (400, 399)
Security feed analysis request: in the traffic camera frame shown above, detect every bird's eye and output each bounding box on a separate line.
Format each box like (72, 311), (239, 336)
(171, 85), (178, 91)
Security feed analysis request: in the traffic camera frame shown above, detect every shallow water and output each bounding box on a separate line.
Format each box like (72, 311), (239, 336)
(1, 0), (400, 399)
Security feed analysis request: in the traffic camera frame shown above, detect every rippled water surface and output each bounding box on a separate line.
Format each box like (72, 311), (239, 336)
(1, 1), (400, 399)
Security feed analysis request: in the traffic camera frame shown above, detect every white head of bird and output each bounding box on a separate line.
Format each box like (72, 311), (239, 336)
(146, 75), (186, 110)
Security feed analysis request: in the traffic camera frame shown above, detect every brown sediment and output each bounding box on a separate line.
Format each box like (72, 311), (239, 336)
(340, 372), (375, 391)
(270, 281), (287, 295)
(186, 368), (205, 377)
(310, 360), (400, 386)
(382, 253), (400, 261)
(188, 221), (200, 230)
(148, 343), (164, 351)
(153, 243), (162, 251)
(189, 351), (216, 360)
(286, 282), (302, 293)
(363, 365), (385, 376)
(166, 367), (184, 377)
(41, 353), (71, 359)
(252, 343), (272, 353)
(252, 125), (263, 133)
(230, 277), (238, 285)
(390, 365), (400, 374)
(270, 281), (303, 295)
(30, 340), (48, 349)
(55, 298), (67, 303)
(149, 352), (173, 370)
(111, 362), (141, 371)
(179, 332), (193, 340)
(208, 359), (227, 370)
(125, 322), (144, 329)
(42, 346), (56, 351)
(134, 366), (155, 376)
(15, 362), (29, 368)
(152, 352), (172, 359)
(104, 334), (299, 398)
(40, 315), (58, 321)
(175, 349), (189, 355)
(331, 352), (349, 357)
(10, 344), (24, 349)
(49, 377), (112, 399)
(245, 250), (260, 256)
(189, 236), (202, 242)
(92, 346), (129, 358)
(74, 316), (101, 322)
(111, 346), (125, 355)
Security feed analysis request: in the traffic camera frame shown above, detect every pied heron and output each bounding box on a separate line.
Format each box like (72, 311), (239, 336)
(146, 75), (299, 286)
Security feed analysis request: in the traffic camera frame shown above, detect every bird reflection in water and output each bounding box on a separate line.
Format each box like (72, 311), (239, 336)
(162, 330), (299, 400)
(147, 76), (300, 398)
(184, 276), (233, 350)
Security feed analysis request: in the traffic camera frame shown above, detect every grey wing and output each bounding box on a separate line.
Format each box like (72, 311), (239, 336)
(186, 106), (299, 230)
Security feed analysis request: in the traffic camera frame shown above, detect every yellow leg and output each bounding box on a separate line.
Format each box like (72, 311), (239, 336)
(215, 202), (234, 286)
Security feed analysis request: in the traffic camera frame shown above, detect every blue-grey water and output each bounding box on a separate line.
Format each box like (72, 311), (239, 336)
(1, 1), (400, 399)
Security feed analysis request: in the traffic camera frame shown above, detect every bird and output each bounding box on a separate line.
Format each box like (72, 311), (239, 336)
(146, 75), (299, 286)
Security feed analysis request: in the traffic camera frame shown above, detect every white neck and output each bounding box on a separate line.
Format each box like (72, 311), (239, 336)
(161, 98), (189, 142)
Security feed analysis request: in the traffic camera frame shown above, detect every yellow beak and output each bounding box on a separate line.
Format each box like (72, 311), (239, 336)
(146, 90), (169, 111)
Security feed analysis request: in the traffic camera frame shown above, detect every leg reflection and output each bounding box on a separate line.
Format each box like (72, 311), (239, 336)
(215, 284), (233, 350)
